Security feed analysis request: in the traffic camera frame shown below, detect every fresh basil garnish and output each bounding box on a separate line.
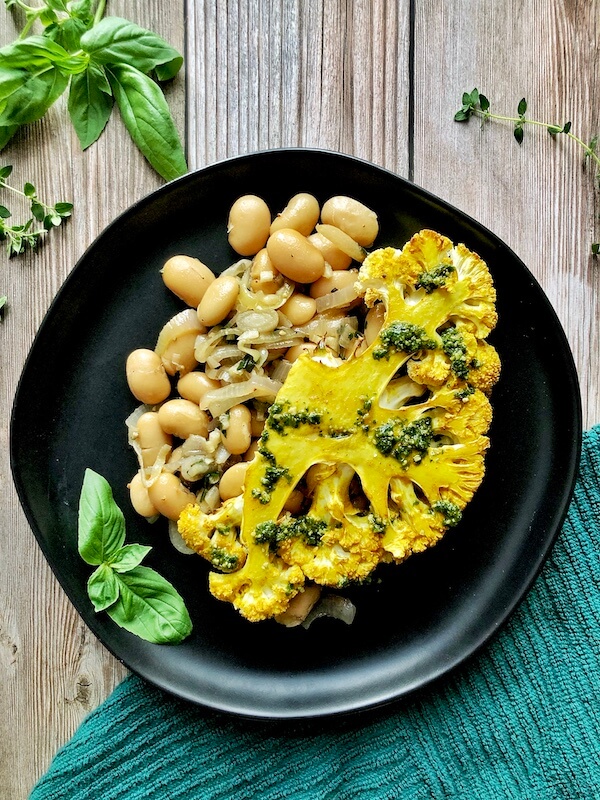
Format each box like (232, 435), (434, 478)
(78, 469), (192, 644)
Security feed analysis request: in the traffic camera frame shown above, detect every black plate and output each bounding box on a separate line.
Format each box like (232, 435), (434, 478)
(10, 149), (581, 718)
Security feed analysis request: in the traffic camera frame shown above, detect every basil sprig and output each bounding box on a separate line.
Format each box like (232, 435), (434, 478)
(1, 3), (187, 181)
(78, 469), (192, 644)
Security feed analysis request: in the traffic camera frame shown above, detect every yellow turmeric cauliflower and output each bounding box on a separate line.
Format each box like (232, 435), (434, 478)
(179, 229), (500, 621)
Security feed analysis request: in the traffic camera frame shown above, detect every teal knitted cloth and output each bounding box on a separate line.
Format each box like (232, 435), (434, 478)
(30, 429), (600, 800)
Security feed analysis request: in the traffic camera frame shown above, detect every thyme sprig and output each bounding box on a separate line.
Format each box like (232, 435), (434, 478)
(0, 165), (72, 255)
(455, 89), (600, 254)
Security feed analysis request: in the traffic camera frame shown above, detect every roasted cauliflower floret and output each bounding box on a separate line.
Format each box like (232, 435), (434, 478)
(276, 464), (385, 587)
(177, 229), (500, 623)
(469, 341), (502, 395)
(178, 496), (246, 572)
(208, 546), (304, 622)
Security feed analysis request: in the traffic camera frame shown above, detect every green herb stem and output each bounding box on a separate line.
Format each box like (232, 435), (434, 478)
(474, 108), (600, 171)
(92, 0), (106, 26)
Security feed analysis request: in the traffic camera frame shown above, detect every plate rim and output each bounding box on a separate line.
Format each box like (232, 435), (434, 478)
(9, 147), (583, 718)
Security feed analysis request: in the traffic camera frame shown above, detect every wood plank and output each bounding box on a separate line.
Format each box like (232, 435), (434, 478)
(0, 3), (185, 796)
(187, 0), (411, 174)
(412, 0), (600, 427)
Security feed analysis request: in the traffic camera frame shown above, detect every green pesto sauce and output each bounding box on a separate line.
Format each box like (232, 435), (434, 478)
(373, 322), (437, 360)
(455, 384), (475, 401)
(415, 263), (455, 293)
(431, 499), (462, 528)
(373, 416), (433, 468)
(254, 516), (327, 550)
(267, 401), (322, 434)
(440, 327), (478, 380)
(209, 546), (240, 571)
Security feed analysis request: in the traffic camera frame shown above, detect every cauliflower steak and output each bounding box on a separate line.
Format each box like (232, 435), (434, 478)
(178, 229), (500, 621)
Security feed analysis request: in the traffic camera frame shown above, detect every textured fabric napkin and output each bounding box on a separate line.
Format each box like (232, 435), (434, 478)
(30, 428), (600, 800)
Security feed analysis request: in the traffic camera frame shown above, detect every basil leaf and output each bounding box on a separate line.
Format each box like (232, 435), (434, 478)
(87, 563), (119, 612)
(0, 125), (18, 151)
(0, 65), (68, 126)
(107, 566), (192, 644)
(69, 63), (114, 149)
(0, 36), (83, 72)
(107, 64), (187, 181)
(78, 468), (126, 565)
(81, 17), (183, 80)
(108, 543), (152, 573)
(45, 17), (91, 53)
(69, 0), (94, 22)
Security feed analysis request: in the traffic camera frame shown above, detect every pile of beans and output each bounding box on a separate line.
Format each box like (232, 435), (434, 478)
(125, 193), (379, 527)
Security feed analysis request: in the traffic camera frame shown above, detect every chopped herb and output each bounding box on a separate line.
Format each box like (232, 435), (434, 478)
(237, 353), (257, 372)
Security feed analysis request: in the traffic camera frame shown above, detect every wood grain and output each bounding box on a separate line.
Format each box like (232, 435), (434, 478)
(1, 0), (598, 796)
(0, 3), (185, 797)
(412, 0), (600, 426)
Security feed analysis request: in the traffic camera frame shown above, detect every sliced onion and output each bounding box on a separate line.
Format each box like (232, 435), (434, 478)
(238, 266), (294, 310)
(155, 309), (204, 357)
(199, 485), (221, 513)
(221, 258), (252, 277)
(206, 345), (243, 369)
(235, 309), (279, 333)
(168, 519), (196, 554)
(316, 224), (366, 263)
(301, 594), (356, 628)
(194, 327), (230, 363)
(200, 374), (282, 417)
(315, 284), (360, 313)
(270, 358), (292, 383)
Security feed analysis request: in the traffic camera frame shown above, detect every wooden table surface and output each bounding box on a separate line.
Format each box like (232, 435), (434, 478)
(1, 1), (598, 796)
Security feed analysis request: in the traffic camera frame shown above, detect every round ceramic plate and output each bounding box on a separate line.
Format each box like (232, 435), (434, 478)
(10, 149), (581, 718)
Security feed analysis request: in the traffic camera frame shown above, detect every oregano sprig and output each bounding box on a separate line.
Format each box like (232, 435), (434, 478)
(0, 164), (72, 255)
(78, 469), (192, 644)
(455, 89), (600, 254)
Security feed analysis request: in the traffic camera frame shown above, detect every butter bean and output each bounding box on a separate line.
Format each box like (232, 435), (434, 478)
(307, 232), (352, 271)
(158, 399), (209, 439)
(250, 411), (265, 437)
(219, 462), (249, 500)
(197, 275), (239, 327)
(243, 439), (261, 461)
(177, 371), (220, 405)
(129, 472), (157, 518)
(270, 193), (320, 236)
(321, 196), (379, 247)
(309, 268), (359, 299)
(266, 229), (325, 283)
(223, 404), (252, 455)
(126, 349), (171, 405)
(161, 256), (216, 307)
(228, 195), (271, 256)
(250, 249), (283, 294)
(160, 331), (198, 377)
(286, 342), (317, 362)
(147, 473), (196, 521)
(137, 412), (172, 467)
(280, 293), (317, 325)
